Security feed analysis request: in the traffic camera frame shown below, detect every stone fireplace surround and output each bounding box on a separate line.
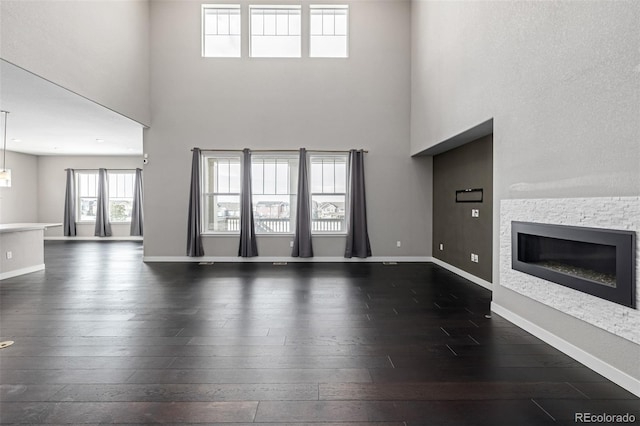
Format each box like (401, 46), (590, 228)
(499, 197), (640, 345)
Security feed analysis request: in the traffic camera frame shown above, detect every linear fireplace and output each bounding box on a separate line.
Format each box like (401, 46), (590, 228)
(512, 221), (636, 308)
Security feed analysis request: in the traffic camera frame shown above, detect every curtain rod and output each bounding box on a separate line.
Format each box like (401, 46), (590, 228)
(191, 148), (368, 153)
(64, 168), (139, 171)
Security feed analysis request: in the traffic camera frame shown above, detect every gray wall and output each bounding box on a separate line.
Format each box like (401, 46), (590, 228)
(411, 1), (640, 379)
(37, 156), (142, 238)
(0, 0), (150, 125)
(432, 135), (492, 282)
(144, 0), (431, 259)
(0, 151), (38, 223)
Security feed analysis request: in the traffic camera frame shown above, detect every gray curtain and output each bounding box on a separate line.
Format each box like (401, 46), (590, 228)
(344, 149), (371, 258)
(292, 148), (313, 257)
(130, 168), (144, 236)
(187, 148), (204, 257)
(63, 169), (77, 236)
(94, 168), (112, 237)
(238, 148), (258, 257)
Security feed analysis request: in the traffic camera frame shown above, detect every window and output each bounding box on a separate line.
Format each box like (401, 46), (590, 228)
(251, 155), (298, 233)
(76, 171), (136, 223)
(203, 155), (241, 232)
(203, 153), (299, 234)
(310, 5), (348, 58)
(77, 172), (98, 222)
(108, 172), (135, 222)
(202, 5), (241, 57)
(250, 5), (301, 58)
(310, 154), (347, 233)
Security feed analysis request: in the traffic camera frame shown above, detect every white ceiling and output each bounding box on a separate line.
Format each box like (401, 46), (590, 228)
(0, 60), (144, 156)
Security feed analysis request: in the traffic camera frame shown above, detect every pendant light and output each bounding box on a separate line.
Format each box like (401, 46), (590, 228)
(0, 110), (10, 186)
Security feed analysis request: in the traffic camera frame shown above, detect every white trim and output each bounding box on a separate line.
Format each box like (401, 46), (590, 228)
(45, 237), (143, 241)
(143, 255), (431, 263)
(430, 257), (493, 291)
(0, 264), (45, 280)
(491, 302), (640, 397)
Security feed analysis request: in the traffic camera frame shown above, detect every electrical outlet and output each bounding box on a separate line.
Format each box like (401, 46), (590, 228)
(289, 241), (294, 248)
(439, 243), (444, 251)
(471, 209), (479, 218)
(396, 241), (401, 248)
(471, 253), (479, 263)
(6, 251), (12, 260)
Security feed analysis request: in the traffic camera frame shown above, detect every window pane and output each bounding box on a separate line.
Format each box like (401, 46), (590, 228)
(263, 161), (276, 194)
(276, 160), (289, 194)
(335, 161), (347, 193)
(263, 10), (276, 35)
(109, 199), (132, 222)
(229, 161), (241, 193)
(312, 194), (345, 232)
(80, 198), (97, 221)
(276, 11), (289, 36)
(229, 10), (241, 35)
(217, 12), (230, 35)
(254, 194), (291, 233)
(310, 11), (322, 35)
(252, 161), (264, 194)
(335, 10), (348, 35)
(219, 161), (230, 193)
(251, 9), (264, 35)
(322, 161), (335, 192)
(322, 12), (335, 35)
(289, 10), (301, 36)
(310, 161), (322, 193)
(205, 194), (240, 232)
(204, 10), (218, 34)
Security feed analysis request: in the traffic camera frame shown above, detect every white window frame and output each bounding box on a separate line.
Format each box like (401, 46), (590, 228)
(202, 153), (243, 234)
(251, 154), (298, 235)
(309, 153), (348, 234)
(309, 5), (349, 58)
(76, 170), (136, 223)
(202, 4), (242, 58)
(249, 5), (302, 58)
(76, 171), (99, 223)
(107, 171), (136, 223)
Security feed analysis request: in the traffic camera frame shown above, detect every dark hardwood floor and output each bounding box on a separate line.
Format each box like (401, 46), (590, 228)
(1, 241), (637, 425)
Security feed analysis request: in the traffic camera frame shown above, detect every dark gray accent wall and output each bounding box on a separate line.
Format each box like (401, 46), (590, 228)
(433, 135), (493, 282)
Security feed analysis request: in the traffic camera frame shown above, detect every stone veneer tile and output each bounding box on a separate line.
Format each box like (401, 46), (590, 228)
(500, 197), (640, 344)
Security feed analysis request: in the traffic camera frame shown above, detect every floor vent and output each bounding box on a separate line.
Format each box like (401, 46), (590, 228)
(198, 262), (214, 265)
(383, 261), (398, 265)
(273, 262), (288, 266)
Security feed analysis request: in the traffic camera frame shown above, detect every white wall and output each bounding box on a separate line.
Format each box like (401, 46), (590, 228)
(144, 0), (431, 259)
(411, 1), (640, 381)
(0, 151), (38, 223)
(0, 0), (150, 125)
(37, 156), (142, 238)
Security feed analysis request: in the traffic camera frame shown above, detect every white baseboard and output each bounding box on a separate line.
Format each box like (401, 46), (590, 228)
(45, 236), (143, 241)
(0, 264), (45, 280)
(429, 257), (493, 291)
(143, 255), (431, 263)
(491, 302), (640, 397)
